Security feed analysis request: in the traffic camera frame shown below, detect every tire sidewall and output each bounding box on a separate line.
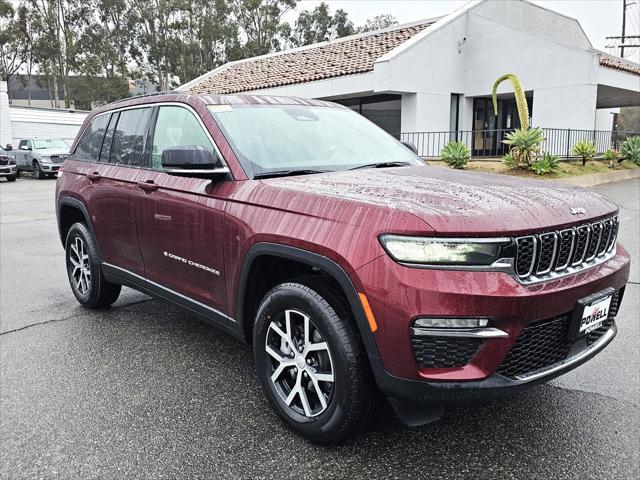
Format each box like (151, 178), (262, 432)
(253, 284), (359, 441)
(65, 223), (102, 307)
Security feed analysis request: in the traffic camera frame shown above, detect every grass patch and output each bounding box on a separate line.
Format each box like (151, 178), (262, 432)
(429, 159), (639, 180)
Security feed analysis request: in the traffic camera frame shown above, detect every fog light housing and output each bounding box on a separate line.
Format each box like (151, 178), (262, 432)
(413, 317), (490, 328)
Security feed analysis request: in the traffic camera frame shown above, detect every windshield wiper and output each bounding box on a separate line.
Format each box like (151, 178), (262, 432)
(349, 161), (412, 170)
(253, 169), (330, 179)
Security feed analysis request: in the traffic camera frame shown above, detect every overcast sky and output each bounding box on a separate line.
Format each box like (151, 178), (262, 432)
(288, 0), (640, 62)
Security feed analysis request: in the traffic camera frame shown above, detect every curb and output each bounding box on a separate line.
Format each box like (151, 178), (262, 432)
(554, 168), (640, 188)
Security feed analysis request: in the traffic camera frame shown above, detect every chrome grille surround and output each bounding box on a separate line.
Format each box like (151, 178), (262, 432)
(514, 216), (618, 284)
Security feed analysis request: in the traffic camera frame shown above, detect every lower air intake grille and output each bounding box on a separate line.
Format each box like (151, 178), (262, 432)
(411, 336), (484, 369)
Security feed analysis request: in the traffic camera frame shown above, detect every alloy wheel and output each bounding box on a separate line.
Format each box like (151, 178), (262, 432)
(69, 236), (91, 295)
(265, 309), (335, 418)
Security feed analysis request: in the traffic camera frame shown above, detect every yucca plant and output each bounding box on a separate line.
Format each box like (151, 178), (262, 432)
(620, 136), (640, 166)
(502, 127), (544, 168)
(603, 149), (619, 169)
(530, 152), (560, 175)
(441, 141), (470, 169)
(572, 140), (597, 166)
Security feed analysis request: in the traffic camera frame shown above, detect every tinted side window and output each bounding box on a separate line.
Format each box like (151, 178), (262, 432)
(151, 106), (220, 170)
(74, 114), (109, 161)
(99, 112), (119, 163)
(110, 108), (152, 167)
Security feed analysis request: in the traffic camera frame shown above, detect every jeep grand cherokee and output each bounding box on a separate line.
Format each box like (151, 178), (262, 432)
(55, 93), (629, 444)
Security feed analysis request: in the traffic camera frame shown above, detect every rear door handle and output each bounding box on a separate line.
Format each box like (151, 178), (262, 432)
(87, 172), (101, 182)
(137, 181), (159, 193)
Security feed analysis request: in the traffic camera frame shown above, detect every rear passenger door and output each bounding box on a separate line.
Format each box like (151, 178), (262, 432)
(134, 104), (229, 317)
(86, 107), (152, 277)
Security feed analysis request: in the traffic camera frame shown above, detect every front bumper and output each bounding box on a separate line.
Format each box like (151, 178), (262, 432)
(354, 244), (630, 403)
(0, 164), (16, 176)
(40, 163), (61, 172)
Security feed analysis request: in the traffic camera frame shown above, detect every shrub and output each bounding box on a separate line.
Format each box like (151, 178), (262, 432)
(620, 136), (640, 166)
(603, 149), (619, 169)
(572, 140), (596, 166)
(502, 127), (544, 168)
(441, 141), (470, 169)
(502, 152), (518, 169)
(530, 152), (560, 175)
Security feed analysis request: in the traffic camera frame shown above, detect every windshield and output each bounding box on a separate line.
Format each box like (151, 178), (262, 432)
(208, 104), (422, 177)
(33, 139), (69, 150)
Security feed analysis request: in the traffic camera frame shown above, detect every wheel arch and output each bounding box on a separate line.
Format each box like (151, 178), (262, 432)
(236, 243), (383, 373)
(57, 197), (102, 260)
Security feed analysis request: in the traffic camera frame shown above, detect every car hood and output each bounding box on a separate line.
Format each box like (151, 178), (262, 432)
(37, 148), (69, 156)
(261, 166), (618, 236)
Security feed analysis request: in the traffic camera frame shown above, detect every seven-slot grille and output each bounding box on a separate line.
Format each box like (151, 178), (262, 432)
(515, 216), (618, 282)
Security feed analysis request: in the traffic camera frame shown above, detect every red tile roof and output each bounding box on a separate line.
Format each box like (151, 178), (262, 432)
(187, 21), (436, 95)
(599, 54), (640, 76)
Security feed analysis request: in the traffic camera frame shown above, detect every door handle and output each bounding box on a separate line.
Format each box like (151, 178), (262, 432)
(87, 172), (101, 182)
(137, 181), (159, 193)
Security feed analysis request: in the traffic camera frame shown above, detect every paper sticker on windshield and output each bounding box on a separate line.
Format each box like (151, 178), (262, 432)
(208, 105), (234, 114)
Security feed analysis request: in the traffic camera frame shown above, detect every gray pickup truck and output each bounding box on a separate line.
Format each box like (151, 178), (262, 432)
(0, 145), (17, 182)
(14, 138), (70, 179)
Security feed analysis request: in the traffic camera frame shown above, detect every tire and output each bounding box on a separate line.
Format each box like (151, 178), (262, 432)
(16, 169), (21, 178)
(6, 174), (16, 182)
(65, 222), (121, 308)
(253, 276), (376, 444)
(33, 161), (45, 179)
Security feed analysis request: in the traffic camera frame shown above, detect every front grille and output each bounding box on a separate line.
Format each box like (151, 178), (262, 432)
(497, 291), (620, 379)
(50, 155), (68, 164)
(515, 216), (618, 283)
(412, 336), (484, 369)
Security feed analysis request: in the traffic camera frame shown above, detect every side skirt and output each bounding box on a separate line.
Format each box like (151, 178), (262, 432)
(101, 262), (244, 341)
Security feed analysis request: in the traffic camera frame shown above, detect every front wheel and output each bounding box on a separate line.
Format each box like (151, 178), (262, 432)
(32, 161), (45, 179)
(65, 222), (121, 308)
(253, 278), (375, 444)
(6, 174), (16, 182)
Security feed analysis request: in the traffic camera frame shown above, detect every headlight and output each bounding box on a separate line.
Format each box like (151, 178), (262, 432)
(379, 235), (511, 266)
(40, 156), (51, 163)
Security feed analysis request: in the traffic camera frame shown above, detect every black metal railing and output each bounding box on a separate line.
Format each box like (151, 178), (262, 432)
(397, 128), (638, 159)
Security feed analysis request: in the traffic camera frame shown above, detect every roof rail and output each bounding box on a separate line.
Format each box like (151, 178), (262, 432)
(110, 90), (182, 105)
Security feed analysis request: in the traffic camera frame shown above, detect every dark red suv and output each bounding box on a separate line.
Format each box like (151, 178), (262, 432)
(56, 93), (629, 443)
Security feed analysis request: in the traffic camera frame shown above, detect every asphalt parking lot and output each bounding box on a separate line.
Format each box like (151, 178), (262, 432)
(1, 175), (639, 479)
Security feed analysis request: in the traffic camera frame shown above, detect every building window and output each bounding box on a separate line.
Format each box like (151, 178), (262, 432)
(332, 94), (401, 135)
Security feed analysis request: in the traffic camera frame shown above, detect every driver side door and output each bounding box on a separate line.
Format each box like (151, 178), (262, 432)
(135, 104), (230, 320)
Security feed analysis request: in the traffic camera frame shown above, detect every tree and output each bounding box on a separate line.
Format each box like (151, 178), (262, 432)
(286, 2), (354, 47)
(0, 1), (28, 92)
(231, 0), (296, 56)
(356, 14), (398, 33)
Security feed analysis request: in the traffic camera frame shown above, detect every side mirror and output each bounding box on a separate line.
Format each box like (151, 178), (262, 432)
(161, 145), (229, 179)
(5, 144), (12, 151)
(401, 141), (418, 155)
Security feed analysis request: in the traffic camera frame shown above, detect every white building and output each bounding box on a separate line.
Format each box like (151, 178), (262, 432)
(0, 81), (88, 148)
(180, 0), (640, 157)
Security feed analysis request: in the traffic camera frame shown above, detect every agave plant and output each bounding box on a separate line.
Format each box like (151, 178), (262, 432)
(603, 149), (619, 169)
(620, 136), (640, 166)
(502, 127), (544, 168)
(530, 152), (560, 175)
(441, 141), (470, 169)
(572, 140), (596, 166)
(492, 74), (529, 130)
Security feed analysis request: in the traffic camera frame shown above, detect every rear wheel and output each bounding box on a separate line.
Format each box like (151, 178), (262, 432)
(253, 277), (375, 444)
(65, 222), (121, 308)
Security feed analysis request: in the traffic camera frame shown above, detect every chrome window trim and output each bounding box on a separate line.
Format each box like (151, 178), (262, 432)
(72, 102), (230, 173)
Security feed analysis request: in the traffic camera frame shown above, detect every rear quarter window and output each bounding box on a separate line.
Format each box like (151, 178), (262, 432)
(73, 114), (109, 162)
